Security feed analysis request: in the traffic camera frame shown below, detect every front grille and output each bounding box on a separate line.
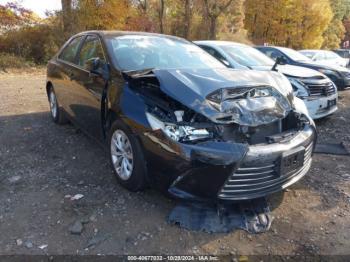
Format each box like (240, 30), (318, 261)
(302, 81), (336, 97)
(218, 142), (313, 200)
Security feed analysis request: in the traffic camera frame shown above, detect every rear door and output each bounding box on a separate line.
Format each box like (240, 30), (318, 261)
(71, 34), (107, 141)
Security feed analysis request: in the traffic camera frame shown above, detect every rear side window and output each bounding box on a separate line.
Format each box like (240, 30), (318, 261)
(59, 36), (84, 63)
(78, 35), (106, 67)
(314, 52), (325, 60)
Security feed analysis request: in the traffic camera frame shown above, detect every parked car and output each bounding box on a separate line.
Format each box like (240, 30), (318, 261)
(256, 46), (350, 90)
(332, 49), (350, 67)
(299, 49), (348, 68)
(195, 41), (338, 119)
(46, 31), (316, 201)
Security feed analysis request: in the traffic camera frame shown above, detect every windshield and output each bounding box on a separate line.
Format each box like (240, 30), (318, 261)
(221, 45), (275, 67)
(106, 35), (225, 71)
(279, 47), (311, 62)
(299, 51), (316, 59)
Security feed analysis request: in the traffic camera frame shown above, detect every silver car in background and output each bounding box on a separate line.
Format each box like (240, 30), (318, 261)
(299, 50), (348, 68)
(195, 41), (338, 120)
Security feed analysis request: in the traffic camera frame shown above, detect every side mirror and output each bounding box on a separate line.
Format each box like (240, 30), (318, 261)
(84, 57), (101, 73)
(84, 57), (110, 81)
(272, 56), (287, 71)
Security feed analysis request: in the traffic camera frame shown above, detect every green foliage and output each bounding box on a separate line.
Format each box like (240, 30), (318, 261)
(1, 23), (64, 64)
(0, 52), (34, 70)
(322, 0), (350, 49)
(0, 2), (39, 32)
(244, 0), (333, 49)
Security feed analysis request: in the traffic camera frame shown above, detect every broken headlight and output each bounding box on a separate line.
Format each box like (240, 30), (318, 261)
(287, 77), (310, 98)
(146, 112), (212, 142)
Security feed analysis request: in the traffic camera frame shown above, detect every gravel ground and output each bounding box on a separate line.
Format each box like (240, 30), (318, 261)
(0, 69), (350, 256)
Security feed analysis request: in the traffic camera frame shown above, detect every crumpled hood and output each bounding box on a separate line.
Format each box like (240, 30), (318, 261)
(153, 68), (294, 126)
(250, 64), (326, 78)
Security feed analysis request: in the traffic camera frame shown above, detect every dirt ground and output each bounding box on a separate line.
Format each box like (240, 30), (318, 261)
(0, 69), (350, 256)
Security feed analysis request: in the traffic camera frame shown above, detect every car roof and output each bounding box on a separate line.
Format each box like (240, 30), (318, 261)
(299, 50), (319, 53)
(256, 45), (287, 50)
(72, 30), (187, 42)
(194, 40), (247, 47)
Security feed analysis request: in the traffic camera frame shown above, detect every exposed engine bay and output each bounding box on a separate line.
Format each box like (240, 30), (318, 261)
(124, 69), (311, 146)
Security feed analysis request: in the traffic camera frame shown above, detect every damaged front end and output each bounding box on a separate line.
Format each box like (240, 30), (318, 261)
(121, 68), (316, 201)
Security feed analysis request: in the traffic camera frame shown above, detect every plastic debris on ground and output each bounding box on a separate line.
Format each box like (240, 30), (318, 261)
(68, 194), (84, 200)
(314, 143), (349, 156)
(168, 197), (272, 234)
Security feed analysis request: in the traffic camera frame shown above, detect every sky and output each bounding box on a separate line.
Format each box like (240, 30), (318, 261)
(0, 0), (62, 17)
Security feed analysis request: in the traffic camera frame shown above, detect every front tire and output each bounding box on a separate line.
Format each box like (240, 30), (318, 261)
(108, 121), (147, 191)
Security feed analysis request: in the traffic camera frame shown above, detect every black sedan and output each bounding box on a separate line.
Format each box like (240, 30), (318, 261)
(46, 31), (316, 201)
(256, 46), (350, 90)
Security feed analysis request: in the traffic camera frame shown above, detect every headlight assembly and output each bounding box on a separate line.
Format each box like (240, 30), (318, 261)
(287, 77), (310, 98)
(146, 113), (212, 142)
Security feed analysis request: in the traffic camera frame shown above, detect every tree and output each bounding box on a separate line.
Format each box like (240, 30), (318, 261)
(322, 0), (350, 49)
(217, 0), (246, 41)
(157, 0), (165, 33)
(183, 0), (192, 38)
(203, 0), (234, 39)
(74, 0), (132, 31)
(245, 0), (333, 49)
(0, 2), (38, 32)
(61, 0), (73, 35)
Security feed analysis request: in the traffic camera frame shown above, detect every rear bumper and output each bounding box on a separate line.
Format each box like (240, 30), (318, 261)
(303, 93), (338, 119)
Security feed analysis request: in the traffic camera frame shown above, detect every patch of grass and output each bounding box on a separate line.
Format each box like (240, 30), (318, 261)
(0, 53), (35, 71)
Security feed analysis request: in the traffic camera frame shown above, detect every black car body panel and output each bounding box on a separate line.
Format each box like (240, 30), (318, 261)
(256, 46), (350, 89)
(47, 31), (316, 201)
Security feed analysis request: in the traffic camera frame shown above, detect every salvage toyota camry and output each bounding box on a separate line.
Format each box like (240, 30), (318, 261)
(46, 31), (316, 201)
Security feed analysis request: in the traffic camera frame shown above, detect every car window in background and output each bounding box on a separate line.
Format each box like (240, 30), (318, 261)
(59, 36), (84, 64)
(260, 48), (283, 61)
(200, 46), (230, 66)
(299, 51), (316, 59)
(335, 50), (350, 58)
(106, 35), (225, 71)
(221, 45), (274, 67)
(78, 35), (106, 67)
(315, 52), (325, 60)
(325, 51), (340, 59)
(279, 47), (311, 62)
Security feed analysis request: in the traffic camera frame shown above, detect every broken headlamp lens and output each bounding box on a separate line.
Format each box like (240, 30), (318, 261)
(146, 113), (211, 142)
(288, 77), (310, 98)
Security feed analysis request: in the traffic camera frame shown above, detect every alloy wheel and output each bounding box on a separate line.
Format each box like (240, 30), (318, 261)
(110, 130), (134, 180)
(49, 90), (58, 119)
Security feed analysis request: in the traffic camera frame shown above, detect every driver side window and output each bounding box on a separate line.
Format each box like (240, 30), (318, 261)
(78, 35), (106, 68)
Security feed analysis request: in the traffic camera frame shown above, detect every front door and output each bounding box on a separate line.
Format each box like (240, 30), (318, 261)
(71, 35), (107, 141)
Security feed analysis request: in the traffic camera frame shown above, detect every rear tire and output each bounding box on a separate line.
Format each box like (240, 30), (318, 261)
(108, 120), (147, 191)
(48, 86), (68, 125)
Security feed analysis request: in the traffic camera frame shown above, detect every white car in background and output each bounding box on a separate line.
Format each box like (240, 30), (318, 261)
(195, 41), (338, 120)
(299, 50), (348, 68)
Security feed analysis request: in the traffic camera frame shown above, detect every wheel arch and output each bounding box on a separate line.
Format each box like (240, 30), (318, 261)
(46, 81), (53, 99)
